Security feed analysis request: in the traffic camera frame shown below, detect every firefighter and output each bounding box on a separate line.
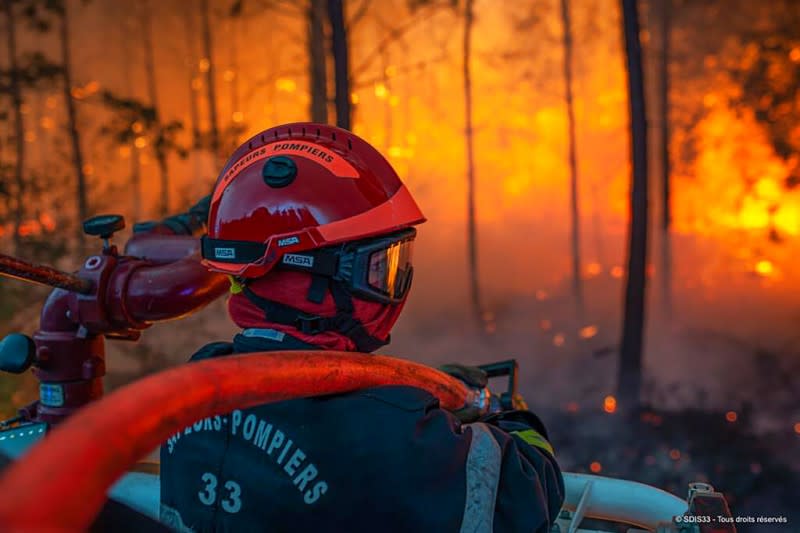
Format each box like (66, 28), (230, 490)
(158, 123), (564, 532)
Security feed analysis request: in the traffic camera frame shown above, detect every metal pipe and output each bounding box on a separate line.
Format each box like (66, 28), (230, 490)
(0, 253), (91, 294)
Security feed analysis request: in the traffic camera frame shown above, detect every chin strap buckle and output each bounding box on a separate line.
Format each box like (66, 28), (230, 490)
(296, 314), (327, 335)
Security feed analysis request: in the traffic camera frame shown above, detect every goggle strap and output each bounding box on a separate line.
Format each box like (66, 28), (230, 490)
(201, 235), (266, 264)
(279, 250), (339, 277)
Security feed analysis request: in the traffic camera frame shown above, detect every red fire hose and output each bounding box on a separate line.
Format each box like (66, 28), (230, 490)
(0, 351), (470, 531)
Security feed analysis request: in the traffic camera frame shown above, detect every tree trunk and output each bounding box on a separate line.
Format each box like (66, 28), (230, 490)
(140, 0), (169, 215)
(463, 0), (482, 325)
(327, 0), (351, 130)
(4, 0), (25, 255)
(659, 0), (672, 315)
(308, 0), (328, 123)
(120, 15), (142, 221)
(659, 0), (671, 232)
(131, 144), (142, 221)
(560, 0), (583, 309)
(617, 0), (649, 412)
(200, 0), (221, 165)
(382, 49), (393, 152)
(184, 9), (203, 181)
(59, 2), (89, 254)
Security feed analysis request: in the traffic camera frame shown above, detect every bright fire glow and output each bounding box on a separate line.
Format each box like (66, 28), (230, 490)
(603, 395), (617, 414)
(754, 260), (774, 276)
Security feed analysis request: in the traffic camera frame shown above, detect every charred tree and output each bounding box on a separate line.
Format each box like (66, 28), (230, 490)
(617, 0), (649, 411)
(328, 0), (352, 130)
(659, 0), (671, 233)
(183, 9), (203, 181)
(201, 0), (221, 165)
(120, 22), (142, 222)
(308, 0), (329, 123)
(463, 0), (482, 325)
(227, 13), (243, 148)
(4, 0), (25, 255)
(659, 0), (672, 315)
(57, 1), (89, 254)
(140, 0), (170, 215)
(560, 0), (583, 310)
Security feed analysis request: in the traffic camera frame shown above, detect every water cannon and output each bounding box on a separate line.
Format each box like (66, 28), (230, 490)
(0, 214), (229, 424)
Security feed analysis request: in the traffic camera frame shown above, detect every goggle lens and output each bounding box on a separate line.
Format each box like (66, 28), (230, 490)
(367, 239), (414, 299)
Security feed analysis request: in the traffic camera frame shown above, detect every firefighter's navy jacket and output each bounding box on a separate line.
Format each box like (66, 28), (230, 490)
(160, 330), (564, 532)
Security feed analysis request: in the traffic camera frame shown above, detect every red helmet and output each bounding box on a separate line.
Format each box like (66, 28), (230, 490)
(202, 123), (426, 280)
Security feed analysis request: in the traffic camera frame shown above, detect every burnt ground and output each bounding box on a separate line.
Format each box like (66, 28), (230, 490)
(546, 404), (800, 532)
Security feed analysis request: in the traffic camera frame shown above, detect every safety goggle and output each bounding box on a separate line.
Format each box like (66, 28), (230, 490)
(203, 229), (416, 304)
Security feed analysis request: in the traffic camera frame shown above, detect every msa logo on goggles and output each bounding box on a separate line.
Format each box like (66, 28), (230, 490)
(214, 247), (236, 259)
(282, 254), (315, 268)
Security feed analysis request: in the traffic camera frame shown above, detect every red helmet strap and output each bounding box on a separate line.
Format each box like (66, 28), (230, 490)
(239, 280), (389, 353)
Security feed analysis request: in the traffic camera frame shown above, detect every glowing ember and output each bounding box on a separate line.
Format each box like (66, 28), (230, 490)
(39, 214), (56, 232)
(794, 422), (800, 434)
(134, 137), (148, 149)
(565, 402), (579, 413)
(350, 93), (360, 104)
(603, 395), (617, 414)
(585, 262), (602, 277)
(374, 82), (389, 99)
(232, 111), (244, 123)
(539, 319), (552, 331)
(223, 69), (235, 82)
(535, 290), (548, 301)
(610, 266), (624, 278)
(131, 121), (144, 134)
(726, 411), (738, 423)
(754, 260), (774, 276)
(790, 47), (800, 63)
(275, 78), (296, 92)
(552, 333), (565, 347)
(589, 461), (602, 473)
(669, 449), (681, 461)
(40, 117), (54, 130)
(198, 58), (210, 72)
(579, 325), (598, 339)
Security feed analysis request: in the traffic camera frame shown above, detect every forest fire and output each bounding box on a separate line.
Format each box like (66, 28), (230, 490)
(0, 0), (798, 530)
